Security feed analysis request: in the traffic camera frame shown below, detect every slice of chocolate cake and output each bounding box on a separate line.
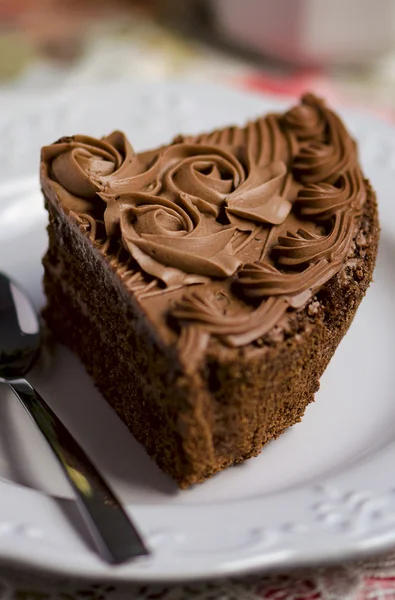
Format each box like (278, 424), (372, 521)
(40, 94), (379, 488)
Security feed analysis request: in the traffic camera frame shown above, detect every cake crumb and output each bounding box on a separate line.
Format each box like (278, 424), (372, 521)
(347, 241), (357, 258)
(347, 258), (362, 270)
(355, 268), (364, 280)
(356, 231), (368, 248)
(270, 325), (285, 343)
(307, 301), (320, 316)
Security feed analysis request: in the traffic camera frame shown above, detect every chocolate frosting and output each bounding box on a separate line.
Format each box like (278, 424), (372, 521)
(41, 93), (366, 358)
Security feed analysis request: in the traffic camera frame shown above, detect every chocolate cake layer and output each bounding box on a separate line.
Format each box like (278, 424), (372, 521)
(40, 94), (379, 487)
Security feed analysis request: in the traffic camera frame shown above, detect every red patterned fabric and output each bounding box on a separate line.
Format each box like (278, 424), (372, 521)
(3, 552), (395, 599)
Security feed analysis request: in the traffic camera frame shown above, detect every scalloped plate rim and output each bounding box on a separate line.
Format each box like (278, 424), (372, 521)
(0, 80), (394, 582)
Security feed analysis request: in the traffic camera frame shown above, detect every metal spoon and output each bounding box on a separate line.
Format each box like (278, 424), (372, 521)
(0, 271), (149, 564)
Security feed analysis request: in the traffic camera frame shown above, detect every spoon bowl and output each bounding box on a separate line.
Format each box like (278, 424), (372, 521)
(0, 273), (41, 380)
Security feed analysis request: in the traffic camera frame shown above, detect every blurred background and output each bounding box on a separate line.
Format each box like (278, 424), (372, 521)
(1, 0), (395, 119)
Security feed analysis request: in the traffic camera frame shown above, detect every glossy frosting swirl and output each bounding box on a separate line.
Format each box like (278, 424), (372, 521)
(295, 169), (365, 220)
(291, 98), (355, 185)
(104, 192), (241, 285)
(171, 289), (289, 347)
(272, 210), (355, 268)
(41, 131), (134, 213)
(282, 96), (326, 141)
(41, 93), (366, 354)
(43, 133), (293, 285)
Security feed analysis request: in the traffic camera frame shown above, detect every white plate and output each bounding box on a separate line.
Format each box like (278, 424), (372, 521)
(0, 81), (394, 583)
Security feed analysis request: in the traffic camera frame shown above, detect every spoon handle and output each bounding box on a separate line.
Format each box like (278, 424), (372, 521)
(7, 377), (149, 564)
